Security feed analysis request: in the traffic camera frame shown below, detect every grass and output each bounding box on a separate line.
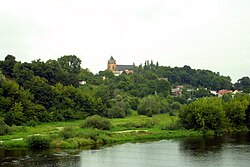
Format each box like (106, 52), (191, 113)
(0, 114), (207, 149)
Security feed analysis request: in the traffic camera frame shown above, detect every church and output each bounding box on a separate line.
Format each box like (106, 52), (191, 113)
(107, 56), (134, 76)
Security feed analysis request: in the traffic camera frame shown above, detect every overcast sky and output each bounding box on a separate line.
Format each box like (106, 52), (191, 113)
(0, 0), (250, 82)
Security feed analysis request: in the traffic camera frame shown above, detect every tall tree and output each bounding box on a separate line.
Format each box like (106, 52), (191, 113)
(235, 77), (250, 93)
(179, 97), (226, 130)
(1, 55), (17, 78)
(57, 55), (82, 86)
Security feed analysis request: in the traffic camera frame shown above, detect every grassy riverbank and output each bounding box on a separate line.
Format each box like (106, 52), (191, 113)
(0, 114), (212, 149)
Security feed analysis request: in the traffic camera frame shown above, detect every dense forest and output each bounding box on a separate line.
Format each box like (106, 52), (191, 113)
(0, 55), (250, 130)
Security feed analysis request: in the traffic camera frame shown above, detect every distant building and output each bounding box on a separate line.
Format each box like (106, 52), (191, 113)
(171, 87), (182, 96)
(210, 90), (218, 96)
(107, 56), (134, 76)
(217, 89), (233, 97)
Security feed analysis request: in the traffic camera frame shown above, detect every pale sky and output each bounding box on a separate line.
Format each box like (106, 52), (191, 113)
(0, 0), (250, 82)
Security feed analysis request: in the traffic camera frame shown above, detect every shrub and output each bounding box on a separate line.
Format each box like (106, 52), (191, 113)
(26, 135), (50, 149)
(160, 121), (183, 130)
(0, 117), (10, 135)
(223, 98), (249, 127)
(82, 115), (111, 130)
(124, 120), (156, 128)
(25, 120), (38, 127)
(108, 106), (126, 118)
(137, 95), (162, 116)
(60, 126), (76, 139)
(179, 97), (226, 131)
(9, 125), (27, 133)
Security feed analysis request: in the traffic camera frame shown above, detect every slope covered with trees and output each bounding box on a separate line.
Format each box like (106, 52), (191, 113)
(0, 55), (249, 132)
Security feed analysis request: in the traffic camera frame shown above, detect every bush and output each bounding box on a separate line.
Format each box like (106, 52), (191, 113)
(223, 98), (249, 127)
(26, 135), (50, 149)
(25, 120), (38, 127)
(124, 120), (156, 128)
(137, 95), (162, 116)
(0, 118), (10, 135)
(179, 97), (226, 131)
(160, 121), (183, 130)
(60, 126), (76, 139)
(9, 125), (27, 133)
(108, 106), (126, 118)
(82, 115), (111, 130)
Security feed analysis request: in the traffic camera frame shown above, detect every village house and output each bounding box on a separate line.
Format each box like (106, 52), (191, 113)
(217, 89), (233, 97)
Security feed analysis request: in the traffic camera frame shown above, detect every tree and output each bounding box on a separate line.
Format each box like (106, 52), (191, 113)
(27, 76), (53, 109)
(0, 55), (17, 78)
(79, 69), (102, 85)
(223, 97), (249, 128)
(108, 95), (130, 118)
(98, 70), (114, 79)
(5, 102), (24, 125)
(179, 97), (226, 130)
(57, 55), (82, 86)
(234, 77), (250, 93)
(193, 88), (212, 98)
(0, 117), (10, 135)
(137, 95), (162, 116)
(82, 115), (111, 130)
(13, 62), (34, 87)
(57, 55), (81, 74)
(155, 79), (171, 97)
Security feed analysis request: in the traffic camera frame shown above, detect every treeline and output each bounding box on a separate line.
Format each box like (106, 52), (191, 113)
(180, 95), (250, 132)
(0, 55), (105, 126)
(135, 61), (232, 90)
(0, 55), (250, 128)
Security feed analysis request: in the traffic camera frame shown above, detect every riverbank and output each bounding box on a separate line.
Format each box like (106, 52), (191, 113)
(0, 114), (213, 149)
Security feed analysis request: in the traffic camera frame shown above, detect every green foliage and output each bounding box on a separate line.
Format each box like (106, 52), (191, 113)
(137, 95), (162, 116)
(169, 101), (182, 115)
(222, 92), (232, 102)
(26, 135), (50, 149)
(13, 62), (34, 87)
(5, 102), (24, 125)
(0, 55), (16, 78)
(124, 119), (156, 128)
(234, 77), (250, 93)
(179, 97), (226, 130)
(25, 120), (38, 127)
(1, 54), (249, 132)
(0, 117), (10, 135)
(155, 65), (232, 90)
(82, 115), (111, 130)
(194, 88), (212, 98)
(160, 121), (183, 130)
(108, 95), (130, 118)
(223, 98), (249, 127)
(60, 126), (76, 139)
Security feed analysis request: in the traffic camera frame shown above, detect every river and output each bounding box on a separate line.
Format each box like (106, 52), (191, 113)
(1, 132), (250, 167)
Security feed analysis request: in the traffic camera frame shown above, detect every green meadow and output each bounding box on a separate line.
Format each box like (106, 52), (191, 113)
(0, 114), (208, 149)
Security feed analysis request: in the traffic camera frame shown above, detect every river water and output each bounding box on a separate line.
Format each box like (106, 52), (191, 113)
(1, 133), (250, 167)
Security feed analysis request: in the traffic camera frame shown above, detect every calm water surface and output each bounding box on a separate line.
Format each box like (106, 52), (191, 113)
(1, 133), (250, 167)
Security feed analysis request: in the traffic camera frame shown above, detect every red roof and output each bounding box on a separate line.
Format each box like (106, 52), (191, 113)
(217, 90), (233, 95)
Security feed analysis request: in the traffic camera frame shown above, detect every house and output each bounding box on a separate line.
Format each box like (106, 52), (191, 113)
(210, 90), (218, 96)
(217, 89), (233, 97)
(107, 56), (134, 76)
(171, 87), (182, 96)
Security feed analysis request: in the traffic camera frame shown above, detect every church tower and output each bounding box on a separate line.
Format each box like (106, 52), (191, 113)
(107, 56), (116, 71)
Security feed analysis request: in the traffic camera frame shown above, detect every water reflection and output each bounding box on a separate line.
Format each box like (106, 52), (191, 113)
(178, 136), (225, 156)
(0, 149), (81, 167)
(178, 132), (250, 167)
(1, 133), (250, 167)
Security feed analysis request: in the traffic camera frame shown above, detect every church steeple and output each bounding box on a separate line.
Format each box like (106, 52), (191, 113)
(107, 56), (116, 71)
(108, 56), (116, 64)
